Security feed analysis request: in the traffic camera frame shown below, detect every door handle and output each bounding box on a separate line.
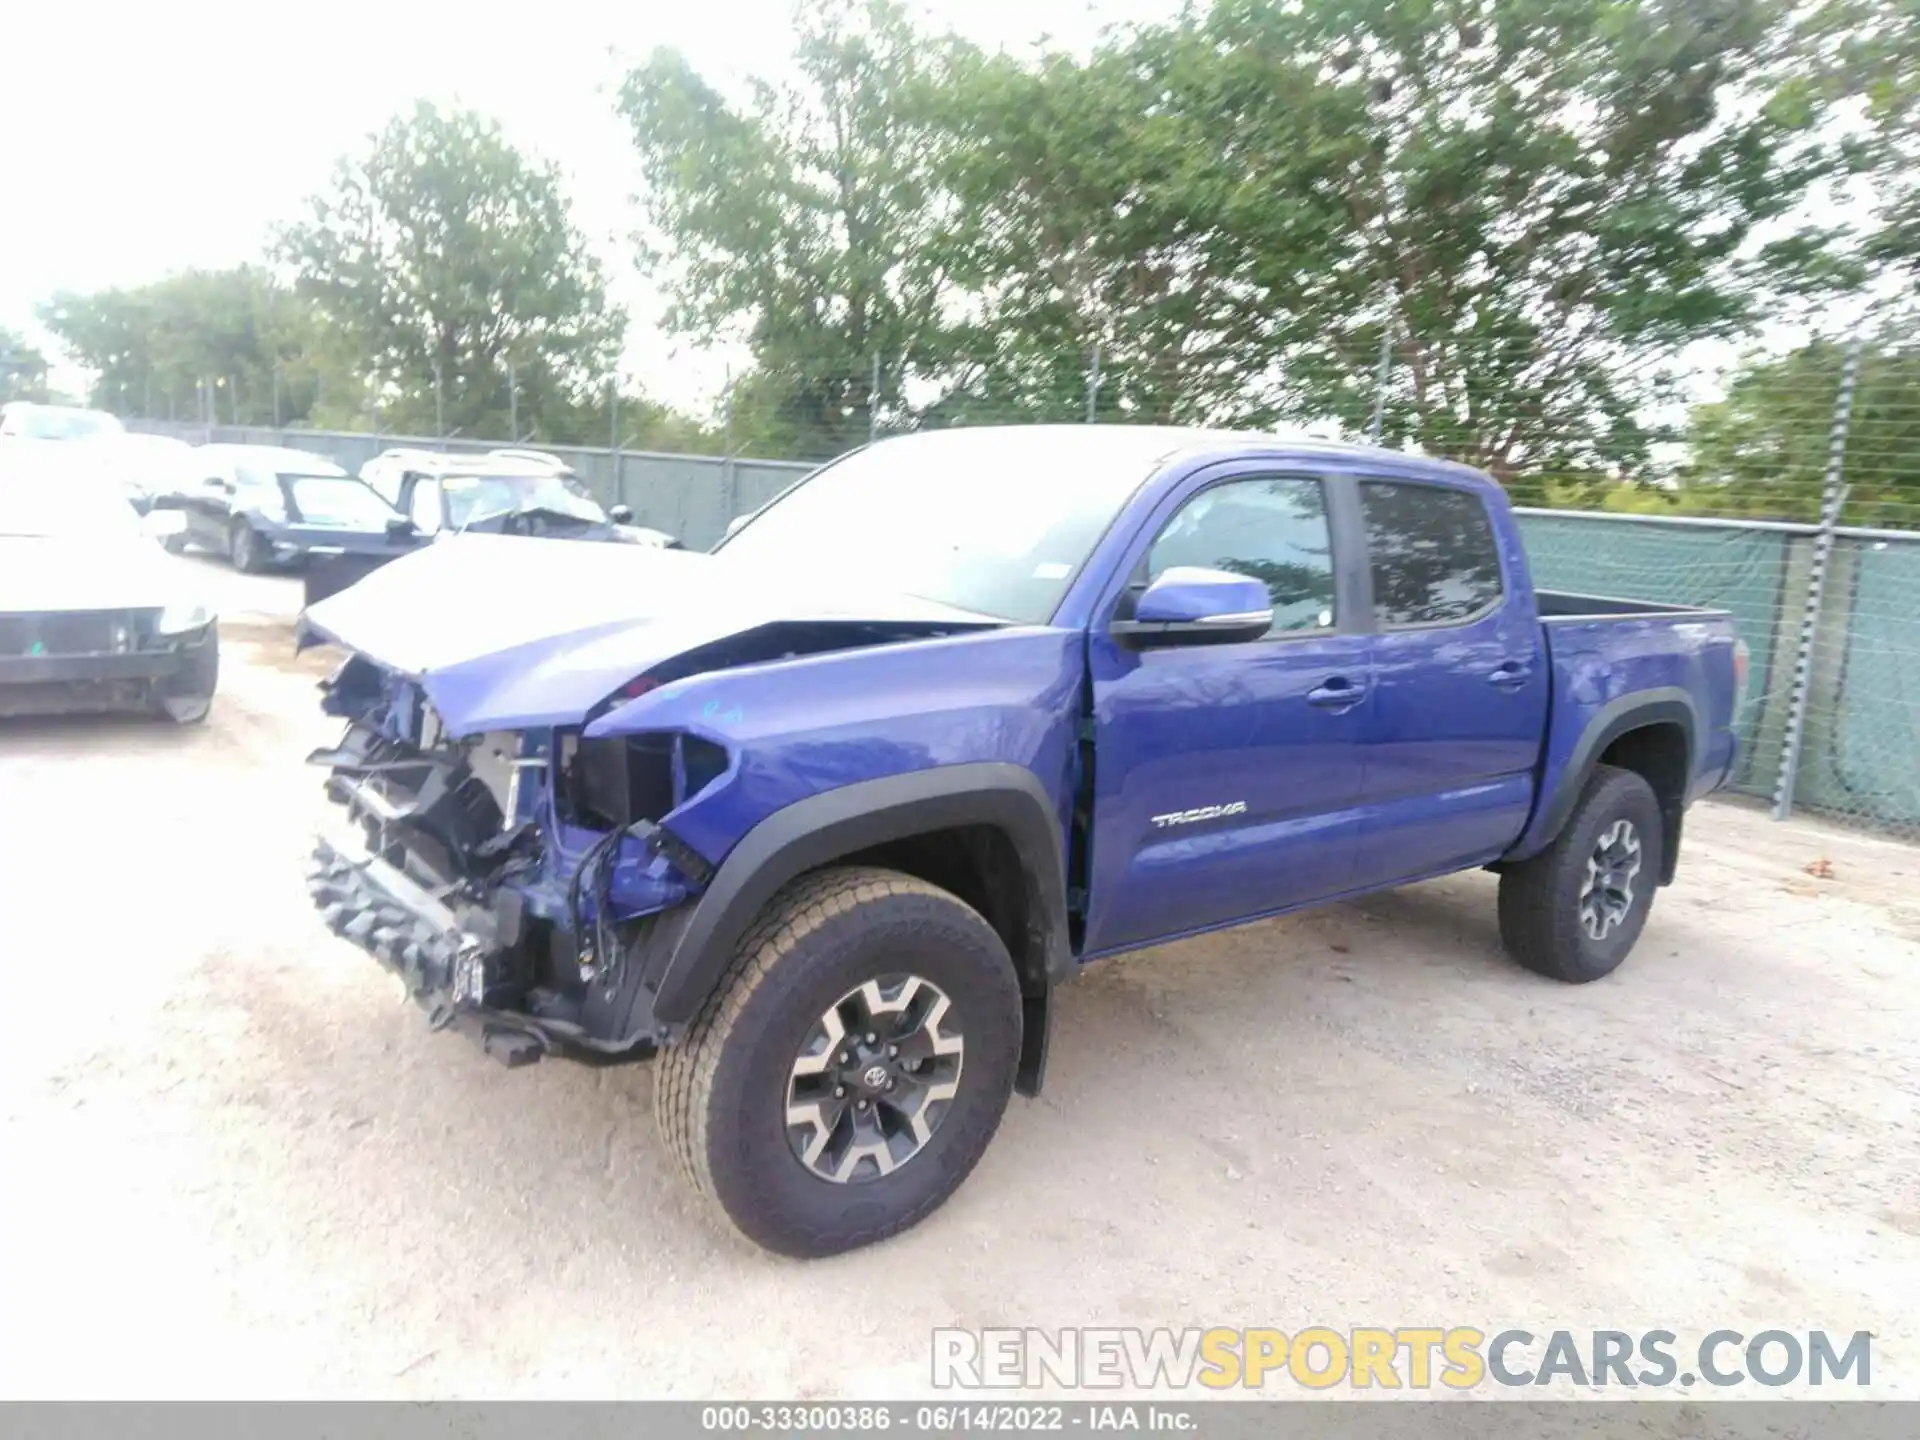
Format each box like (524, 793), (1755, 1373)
(1488, 662), (1532, 689)
(1306, 677), (1367, 710)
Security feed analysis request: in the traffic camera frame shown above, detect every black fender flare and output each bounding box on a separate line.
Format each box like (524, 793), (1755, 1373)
(1508, 686), (1699, 878)
(647, 763), (1073, 1053)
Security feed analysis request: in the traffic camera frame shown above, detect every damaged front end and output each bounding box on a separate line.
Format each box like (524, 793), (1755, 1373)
(304, 653), (722, 1068)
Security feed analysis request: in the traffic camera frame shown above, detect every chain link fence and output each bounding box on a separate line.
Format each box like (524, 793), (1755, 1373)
(1514, 511), (1920, 836)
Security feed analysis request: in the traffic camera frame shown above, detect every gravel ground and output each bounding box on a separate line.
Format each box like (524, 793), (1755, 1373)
(2, 599), (1916, 1401)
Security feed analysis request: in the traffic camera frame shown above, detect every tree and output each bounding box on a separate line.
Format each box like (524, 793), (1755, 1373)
(279, 102), (624, 441)
(1679, 336), (1920, 526)
(957, 0), (1864, 498)
(1811, 0), (1920, 287)
(627, 0), (1874, 486)
(618, 0), (976, 460)
(931, 30), (1369, 430)
(37, 268), (334, 423)
(0, 327), (49, 403)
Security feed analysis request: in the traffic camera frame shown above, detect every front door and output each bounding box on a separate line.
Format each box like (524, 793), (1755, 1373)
(1082, 471), (1372, 956)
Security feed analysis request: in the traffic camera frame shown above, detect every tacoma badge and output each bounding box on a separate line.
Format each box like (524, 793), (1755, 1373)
(1150, 801), (1249, 829)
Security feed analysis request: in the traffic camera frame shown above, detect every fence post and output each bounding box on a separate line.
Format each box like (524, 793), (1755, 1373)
(610, 379), (625, 508)
(720, 367), (737, 524)
(1771, 336), (1865, 821)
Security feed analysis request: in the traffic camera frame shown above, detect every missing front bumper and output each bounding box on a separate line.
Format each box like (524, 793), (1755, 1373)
(304, 833), (656, 1067)
(305, 836), (492, 1016)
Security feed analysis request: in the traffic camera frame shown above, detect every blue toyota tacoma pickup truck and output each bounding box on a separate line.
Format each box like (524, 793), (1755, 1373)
(298, 426), (1747, 1256)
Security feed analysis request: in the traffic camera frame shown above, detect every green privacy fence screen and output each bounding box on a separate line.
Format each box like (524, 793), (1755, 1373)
(1516, 511), (1920, 837)
(1810, 537), (1920, 831)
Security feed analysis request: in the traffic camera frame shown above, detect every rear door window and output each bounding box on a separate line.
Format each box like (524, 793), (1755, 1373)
(1358, 480), (1503, 628)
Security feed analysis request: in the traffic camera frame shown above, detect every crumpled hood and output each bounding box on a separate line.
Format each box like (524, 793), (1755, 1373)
(299, 532), (998, 734)
(0, 536), (207, 614)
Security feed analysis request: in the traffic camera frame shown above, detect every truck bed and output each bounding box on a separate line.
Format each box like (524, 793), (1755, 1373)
(1505, 589), (1743, 869)
(1535, 589), (1728, 620)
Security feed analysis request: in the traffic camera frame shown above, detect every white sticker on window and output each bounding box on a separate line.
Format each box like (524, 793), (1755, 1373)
(1032, 561), (1072, 580)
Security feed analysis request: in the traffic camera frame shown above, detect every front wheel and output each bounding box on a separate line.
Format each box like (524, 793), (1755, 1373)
(152, 634), (219, 726)
(655, 866), (1023, 1257)
(229, 520), (267, 573)
(1498, 764), (1664, 983)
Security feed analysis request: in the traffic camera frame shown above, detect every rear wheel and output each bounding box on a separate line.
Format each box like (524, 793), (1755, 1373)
(1498, 764), (1663, 983)
(228, 520), (266, 573)
(655, 866), (1022, 1257)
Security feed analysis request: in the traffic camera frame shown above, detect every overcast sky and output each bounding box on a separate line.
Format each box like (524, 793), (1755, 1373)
(1, 0), (1178, 409)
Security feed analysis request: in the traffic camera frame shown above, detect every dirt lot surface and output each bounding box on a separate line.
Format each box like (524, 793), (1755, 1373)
(2, 592), (1917, 1400)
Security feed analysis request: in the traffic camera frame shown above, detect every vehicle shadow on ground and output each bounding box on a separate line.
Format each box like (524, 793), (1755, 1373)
(199, 874), (1539, 1282)
(0, 711), (217, 753)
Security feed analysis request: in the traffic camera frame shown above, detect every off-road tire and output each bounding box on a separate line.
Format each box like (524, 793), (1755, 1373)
(1498, 764), (1664, 984)
(229, 519), (266, 573)
(655, 865), (1023, 1258)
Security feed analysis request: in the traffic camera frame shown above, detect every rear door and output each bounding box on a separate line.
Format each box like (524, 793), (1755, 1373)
(182, 460), (236, 549)
(1082, 466), (1372, 956)
(1348, 477), (1548, 888)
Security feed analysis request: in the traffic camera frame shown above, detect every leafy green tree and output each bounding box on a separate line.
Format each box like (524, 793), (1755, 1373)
(1679, 336), (1920, 526)
(618, 0), (976, 459)
(0, 327), (49, 403)
(931, 32), (1367, 430)
(960, 0), (1863, 497)
(279, 101), (624, 441)
(37, 268), (333, 423)
(1809, 0), (1920, 286)
(628, 0), (1874, 489)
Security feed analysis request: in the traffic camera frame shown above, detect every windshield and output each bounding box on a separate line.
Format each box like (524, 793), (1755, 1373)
(712, 430), (1164, 622)
(6, 407), (126, 442)
(0, 474), (143, 539)
(286, 475), (397, 528)
(445, 472), (604, 528)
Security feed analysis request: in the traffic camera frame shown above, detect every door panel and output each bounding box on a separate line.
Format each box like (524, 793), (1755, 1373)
(1084, 633), (1373, 954)
(1082, 471), (1368, 956)
(184, 476), (232, 548)
(1350, 480), (1547, 887)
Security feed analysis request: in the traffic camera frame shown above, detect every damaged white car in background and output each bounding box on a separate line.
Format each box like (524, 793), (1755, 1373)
(0, 442), (219, 723)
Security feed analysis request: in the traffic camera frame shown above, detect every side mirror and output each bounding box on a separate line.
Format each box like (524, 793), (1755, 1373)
(607, 503), (634, 523)
(724, 513), (753, 539)
(1110, 567), (1273, 646)
(385, 515), (416, 538)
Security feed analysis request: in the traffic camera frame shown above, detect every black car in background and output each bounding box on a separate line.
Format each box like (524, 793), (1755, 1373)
(157, 444), (408, 573)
